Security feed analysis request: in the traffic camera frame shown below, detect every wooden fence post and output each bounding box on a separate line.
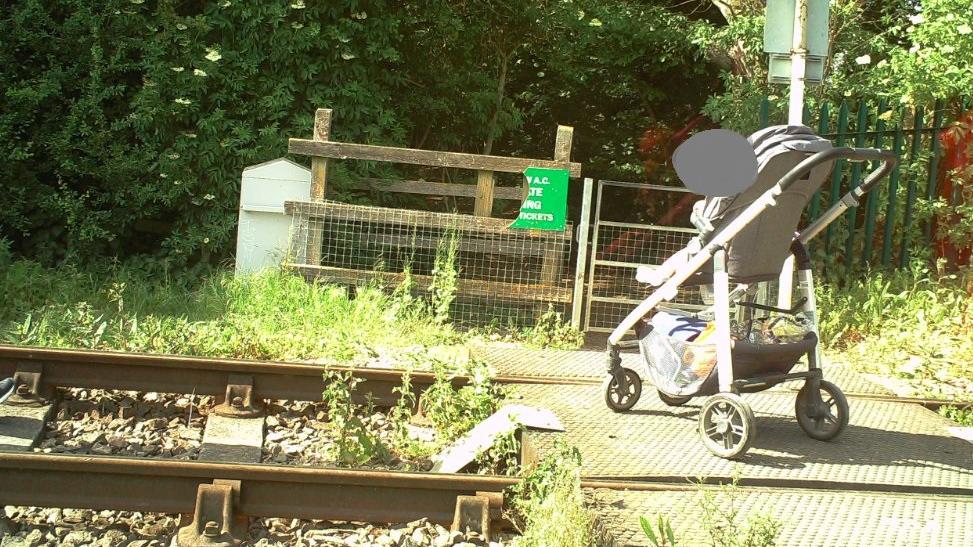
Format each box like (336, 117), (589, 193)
(539, 126), (575, 286)
(307, 108), (332, 265)
(474, 170), (496, 217)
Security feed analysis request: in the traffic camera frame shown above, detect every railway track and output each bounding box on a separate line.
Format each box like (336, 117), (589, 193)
(0, 344), (967, 545)
(0, 344), (958, 410)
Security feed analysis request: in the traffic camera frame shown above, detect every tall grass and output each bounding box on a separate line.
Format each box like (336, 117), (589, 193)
(0, 251), (456, 361)
(817, 263), (973, 399)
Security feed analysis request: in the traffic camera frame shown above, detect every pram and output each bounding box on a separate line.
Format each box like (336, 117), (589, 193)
(602, 125), (896, 459)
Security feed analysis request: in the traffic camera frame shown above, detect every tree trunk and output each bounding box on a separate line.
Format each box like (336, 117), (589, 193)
(483, 50), (512, 156)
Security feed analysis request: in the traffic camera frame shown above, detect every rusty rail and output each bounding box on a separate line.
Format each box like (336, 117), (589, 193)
(0, 452), (514, 532)
(0, 345), (597, 409)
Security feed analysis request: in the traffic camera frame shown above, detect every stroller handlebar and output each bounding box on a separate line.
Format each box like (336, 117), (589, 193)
(795, 147), (897, 244)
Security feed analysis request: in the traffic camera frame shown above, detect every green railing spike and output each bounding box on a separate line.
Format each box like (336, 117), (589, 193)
(923, 100), (945, 242)
(844, 101), (870, 279)
(881, 119), (905, 267)
(824, 100), (850, 272)
(899, 105), (925, 268)
(862, 99), (888, 265)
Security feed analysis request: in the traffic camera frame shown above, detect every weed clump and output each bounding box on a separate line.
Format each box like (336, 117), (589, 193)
(509, 443), (594, 547)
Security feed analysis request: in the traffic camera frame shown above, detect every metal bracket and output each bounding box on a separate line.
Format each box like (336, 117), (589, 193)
(451, 492), (502, 541)
(5, 363), (52, 407)
(213, 375), (263, 418)
(175, 479), (245, 547)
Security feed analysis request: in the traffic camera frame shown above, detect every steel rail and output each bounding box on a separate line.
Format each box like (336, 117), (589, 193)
(0, 345), (597, 406)
(580, 476), (973, 498)
(0, 345), (962, 410)
(0, 452), (516, 525)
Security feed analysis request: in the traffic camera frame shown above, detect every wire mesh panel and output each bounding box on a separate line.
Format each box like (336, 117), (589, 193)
(584, 181), (704, 333)
(284, 200), (573, 328)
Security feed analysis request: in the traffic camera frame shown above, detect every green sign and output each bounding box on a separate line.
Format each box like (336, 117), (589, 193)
(509, 167), (569, 231)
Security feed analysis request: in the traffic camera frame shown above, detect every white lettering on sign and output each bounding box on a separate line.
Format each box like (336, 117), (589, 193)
(524, 200), (542, 209)
(518, 212), (554, 221)
(528, 176), (551, 185)
(529, 187), (544, 197)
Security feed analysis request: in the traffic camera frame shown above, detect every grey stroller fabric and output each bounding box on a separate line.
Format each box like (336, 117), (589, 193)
(692, 125), (834, 283)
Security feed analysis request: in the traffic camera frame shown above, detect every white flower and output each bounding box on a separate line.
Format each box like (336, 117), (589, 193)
(160, 173), (168, 178)
(220, 1), (231, 7)
(174, 98), (191, 105)
(290, 0), (305, 8)
(958, 24), (973, 35)
(577, 10), (585, 20)
(176, 23), (188, 31)
(205, 48), (222, 62)
(203, 194), (215, 200)
(171, 67), (184, 72)
(589, 18), (603, 27)
(341, 51), (356, 60)
(168, 153), (180, 160)
(193, 69), (207, 77)
(203, 238), (210, 244)
(910, 44), (921, 54)
(908, 14), (924, 25)
(855, 54), (871, 65)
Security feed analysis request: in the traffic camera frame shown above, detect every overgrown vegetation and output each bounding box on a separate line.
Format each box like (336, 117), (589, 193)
(0, 0), (714, 267)
(421, 359), (505, 442)
(509, 443), (594, 547)
(0, 246), (455, 361)
(428, 227), (460, 325)
(817, 262), (973, 401)
(328, 356), (515, 472)
(641, 473), (782, 547)
(322, 369), (391, 466)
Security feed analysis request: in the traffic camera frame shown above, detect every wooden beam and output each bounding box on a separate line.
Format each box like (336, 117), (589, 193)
(288, 139), (582, 178)
(344, 179), (524, 201)
(284, 200), (573, 241)
(310, 109), (332, 200)
(331, 228), (552, 258)
(306, 109), (332, 267)
(534, 125), (577, 283)
(553, 125), (574, 163)
(474, 171), (495, 217)
(289, 264), (573, 303)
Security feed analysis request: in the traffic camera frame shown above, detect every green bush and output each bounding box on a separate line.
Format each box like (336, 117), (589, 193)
(0, 0), (713, 267)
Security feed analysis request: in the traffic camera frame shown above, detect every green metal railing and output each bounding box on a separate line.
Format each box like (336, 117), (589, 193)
(757, 97), (962, 281)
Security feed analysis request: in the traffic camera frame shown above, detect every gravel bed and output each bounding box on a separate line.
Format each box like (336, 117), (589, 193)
(35, 389), (211, 459)
(0, 506), (178, 547)
(261, 401), (436, 471)
(0, 508), (515, 546)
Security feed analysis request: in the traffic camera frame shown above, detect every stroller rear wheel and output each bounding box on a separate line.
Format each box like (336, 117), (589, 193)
(602, 368), (642, 412)
(657, 390), (693, 407)
(699, 393), (756, 459)
(796, 380), (849, 441)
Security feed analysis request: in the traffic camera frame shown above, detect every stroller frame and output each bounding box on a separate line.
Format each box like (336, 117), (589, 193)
(603, 146), (896, 458)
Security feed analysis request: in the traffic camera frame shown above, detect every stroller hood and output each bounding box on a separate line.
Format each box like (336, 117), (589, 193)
(692, 125), (834, 283)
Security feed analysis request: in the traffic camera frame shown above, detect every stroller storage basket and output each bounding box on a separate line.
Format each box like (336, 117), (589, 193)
(638, 325), (816, 398)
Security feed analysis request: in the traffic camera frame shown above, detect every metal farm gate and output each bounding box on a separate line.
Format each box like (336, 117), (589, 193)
(582, 180), (706, 333)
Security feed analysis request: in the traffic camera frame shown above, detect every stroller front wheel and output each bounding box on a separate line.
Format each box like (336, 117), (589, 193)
(699, 393), (756, 459)
(602, 368), (642, 412)
(796, 380), (849, 441)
